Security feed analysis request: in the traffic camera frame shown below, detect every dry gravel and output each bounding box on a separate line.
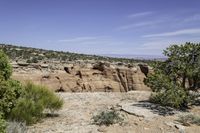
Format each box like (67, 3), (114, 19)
(27, 91), (200, 133)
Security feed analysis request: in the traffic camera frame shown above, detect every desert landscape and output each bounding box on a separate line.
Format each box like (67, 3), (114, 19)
(26, 92), (200, 133)
(1, 1), (200, 133)
(0, 44), (199, 133)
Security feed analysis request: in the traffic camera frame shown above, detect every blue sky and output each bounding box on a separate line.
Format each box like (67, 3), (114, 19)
(0, 0), (200, 56)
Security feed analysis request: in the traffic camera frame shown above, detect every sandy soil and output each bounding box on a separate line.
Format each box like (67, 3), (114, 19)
(27, 91), (200, 133)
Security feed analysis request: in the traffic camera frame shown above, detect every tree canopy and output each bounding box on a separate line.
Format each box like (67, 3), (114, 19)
(145, 42), (200, 108)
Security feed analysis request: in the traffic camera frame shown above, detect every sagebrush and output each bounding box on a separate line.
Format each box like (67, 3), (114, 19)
(177, 114), (200, 126)
(10, 82), (64, 125)
(92, 110), (123, 126)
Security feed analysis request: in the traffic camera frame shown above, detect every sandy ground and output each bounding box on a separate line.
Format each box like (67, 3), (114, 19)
(27, 91), (200, 133)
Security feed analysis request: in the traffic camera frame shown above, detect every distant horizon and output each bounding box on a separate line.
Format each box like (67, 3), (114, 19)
(101, 54), (166, 59)
(0, 0), (200, 55)
(1, 43), (166, 60)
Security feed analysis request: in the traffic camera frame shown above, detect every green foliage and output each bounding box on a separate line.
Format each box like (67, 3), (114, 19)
(0, 50), (63, 125)
(23, 82), (64, 113)
(0, 113), (6, 133)
(145, 42), (200, 109)
(0, 79), (23, 118)
(10, 98), (44, 125)
(0, 50), (12, 80)
(163, 42), (200, 90)
(0, 50), (25, 133)
(26, 57), (38, 63)
(26, 59), (31, 63)
(177, 114), (200, 126)
(10, 82), (64, 125)
(144, 71), (171, 92)
(150, 87), (189, 109)
(92, 110), (123, 126)
(145, 72), (191, 108)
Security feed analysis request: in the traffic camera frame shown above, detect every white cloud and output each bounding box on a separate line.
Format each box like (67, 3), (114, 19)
(128, 11), (152, 18)
(143, 28), (200, 38)
(58, 37), (97, 43)
(117, 20), (162, 30)
(57, 36), (125, 47)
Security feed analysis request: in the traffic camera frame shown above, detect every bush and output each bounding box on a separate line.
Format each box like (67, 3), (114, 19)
(10, 98), (44, 125)
(10, 82), (64, 125)
(145, 72), (191, 109)
(150, 87), (189, 109)
(92, 110), (123, 126)
(0, 114), (6, 133)
(26, 57), (38, 63)
(0, 50), (23, 118)
(0, 50), (12, 80)
(23, 82), (64, 114)
(0, 79), (24, 118)
(177, 114), (200, 126)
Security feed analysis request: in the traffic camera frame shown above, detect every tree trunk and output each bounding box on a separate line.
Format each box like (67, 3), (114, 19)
(182, 74), (186, 89)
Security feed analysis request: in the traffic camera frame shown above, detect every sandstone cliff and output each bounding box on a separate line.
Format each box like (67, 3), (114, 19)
(12, 62), (151, 92)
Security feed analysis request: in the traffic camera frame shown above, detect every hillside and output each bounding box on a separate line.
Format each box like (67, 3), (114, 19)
(0, 44), (151, 64)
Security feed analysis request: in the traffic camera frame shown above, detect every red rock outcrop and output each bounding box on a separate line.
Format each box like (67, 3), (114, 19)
(12, 62), (151, 92)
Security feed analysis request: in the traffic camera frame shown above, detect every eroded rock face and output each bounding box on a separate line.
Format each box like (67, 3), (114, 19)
(12, 62), (151, 92)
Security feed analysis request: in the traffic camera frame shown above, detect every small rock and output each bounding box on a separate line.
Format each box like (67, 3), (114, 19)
(165, 122), (174, 127)
(121, 102), (159, 120)
(97, 126), (107, 132)
(174, 124), (185, 133)
(144, 127), (149, 130)
(165, 122), (185, 133)
(159, 127), (163, 131)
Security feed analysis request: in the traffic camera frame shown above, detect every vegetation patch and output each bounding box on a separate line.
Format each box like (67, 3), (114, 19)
(92, 110), (124, 126)
(0, 50), (24, 119)
(10, 82), (64, 125)
(0, 49), (64, 131)
(177, 114), (200, 126)
(0, 114), (6, 133)
(145, 42), (200, 109)
(0, 43), (152, 63)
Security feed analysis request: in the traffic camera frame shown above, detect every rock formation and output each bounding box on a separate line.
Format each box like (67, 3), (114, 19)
(12, 61), (151, 92)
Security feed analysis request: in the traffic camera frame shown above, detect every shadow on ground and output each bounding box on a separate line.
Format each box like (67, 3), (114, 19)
(131, 101), (187, 116)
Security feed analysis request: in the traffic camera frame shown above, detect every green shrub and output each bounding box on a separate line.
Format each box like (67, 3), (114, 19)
(23, 82), (64, 114)
(0, 80), (24, 118)
(10, 98), (44, 125)
(92, 110), (123, 126)
(26, 57), (38, 63)
(26, 59), (31, 63)
(150, 87), (189, 109)
(145, 72), (192, 109)
(0, 113), (6, 133)
(10, 82), (64, 125)
(0, 50), (24, 118)
(31, 57), (38, 63)
(45, 94), (64, 114)
(177, 114), (200, 126)
(0, 50), (12, 80)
